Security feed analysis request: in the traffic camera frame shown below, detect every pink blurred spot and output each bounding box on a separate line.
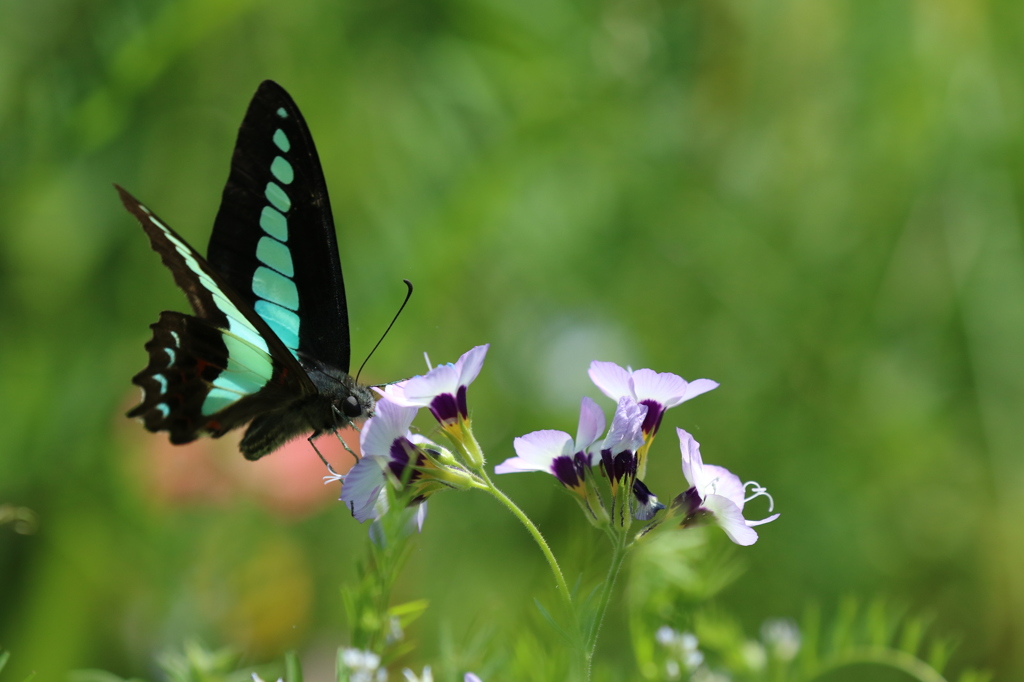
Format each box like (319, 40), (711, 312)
(231, 430), (360, 518)
(120, 393), (362, 518)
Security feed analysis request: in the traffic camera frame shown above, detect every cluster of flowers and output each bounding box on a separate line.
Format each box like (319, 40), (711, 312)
(655, 627), (704, 679)
(654, 619), (801, 680)
(337, 346), (491, 530)
(338, 346), (778, 546)
(255, 659), (481, 682)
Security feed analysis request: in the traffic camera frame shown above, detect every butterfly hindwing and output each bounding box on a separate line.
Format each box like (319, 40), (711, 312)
(128, 311), (305, 443)
(207, 80), (351, 372)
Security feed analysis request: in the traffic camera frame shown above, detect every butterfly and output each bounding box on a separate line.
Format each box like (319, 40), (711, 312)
(120, 80), (376, 460)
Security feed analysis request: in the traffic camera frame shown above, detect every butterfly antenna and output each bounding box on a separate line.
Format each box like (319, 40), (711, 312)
(355, 279), (413, 384)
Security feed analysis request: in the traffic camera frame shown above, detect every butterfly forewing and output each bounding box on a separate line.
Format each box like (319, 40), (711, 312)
(207, 80), (351, 373)
(119, 186), (316, 437)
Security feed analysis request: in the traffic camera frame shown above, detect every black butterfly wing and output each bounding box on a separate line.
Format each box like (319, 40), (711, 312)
(207, 80), (351, 374)
(119, 185), (316, 442)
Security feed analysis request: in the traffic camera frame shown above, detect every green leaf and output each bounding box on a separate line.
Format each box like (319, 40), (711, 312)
(388, 599), (430, 628)
(898, 615), (931, 657)
(533, 598), (574, 647)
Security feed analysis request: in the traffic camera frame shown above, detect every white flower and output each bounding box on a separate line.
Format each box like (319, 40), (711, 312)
(339, 648), (387, 682)
(340, 398), (440, 530)
(677, 428), (779, 546)
(588, 361), (718, 438)
(656, 627), (704, 671)
(494, 396), (606, 492)
(402, 666), (432, 682)
(382, 345), (489, 426)
(761, 618), (801, 661)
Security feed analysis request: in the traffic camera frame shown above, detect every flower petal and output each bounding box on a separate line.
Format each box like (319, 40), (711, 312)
(701, 464), (746, 510)
(588, 361), (634, 401)
(604, 396), (647, 453)
(630, 368), (689, 406)
(454, 344), (489, 387)
(374, 381), (408, 402)
(673, 378), (719, 406)
(747, 511), (781, 527)
(341, 457), (388, 522)
(495, 430), (573, 473)
(575, 396), (606, 451)
(677, 427), (705, 489)
(360, 398), (418, 458)
(412, 501), (428, 532)
(703, 493), (759, 545)
(399, 363), (461, 405)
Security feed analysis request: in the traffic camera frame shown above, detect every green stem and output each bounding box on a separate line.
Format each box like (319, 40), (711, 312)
(475, 469), (589, 680)
(475, 469), (573, 608)
(587, 537), (628, 657)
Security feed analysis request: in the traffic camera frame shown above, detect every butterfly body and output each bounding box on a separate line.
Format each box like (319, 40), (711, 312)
(238, 362), (374, 458)
(122, 81), (375, 460)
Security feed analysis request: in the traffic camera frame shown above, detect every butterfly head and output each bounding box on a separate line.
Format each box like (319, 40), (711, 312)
(316, 367), (376, 427)
(340, 382), (376, 423)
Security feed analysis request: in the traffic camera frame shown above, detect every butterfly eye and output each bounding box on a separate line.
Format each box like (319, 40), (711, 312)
(342, 395), (362, 418)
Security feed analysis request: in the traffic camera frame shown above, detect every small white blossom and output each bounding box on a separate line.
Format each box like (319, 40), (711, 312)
(761, 618), (801, 661)
(656, 625), (677, 646)
(340, 648), (387, 682)
(402, 666), (432, 682)
(656, 627), (704, 672)
(385, 615), (404, 645)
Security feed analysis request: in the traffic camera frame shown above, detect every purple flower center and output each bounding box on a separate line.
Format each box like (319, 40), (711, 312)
(600, 448), (637, 483)
(639, 399), (666, 436)
(428, 386), (469, 425)
(388, 437), (423, 482)
(551, 456), (579, 487)
(632, 478), (664, 520)
(551, 452), (590, 488)
(632, 478), (655, 505)
(429, 393), (459, 424)
(679, 485), (704, 512)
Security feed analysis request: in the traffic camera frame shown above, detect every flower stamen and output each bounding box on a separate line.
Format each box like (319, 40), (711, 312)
(743, 481), (775, 511)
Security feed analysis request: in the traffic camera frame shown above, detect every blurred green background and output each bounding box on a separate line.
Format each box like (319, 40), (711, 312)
(1, 0), (1022, 679)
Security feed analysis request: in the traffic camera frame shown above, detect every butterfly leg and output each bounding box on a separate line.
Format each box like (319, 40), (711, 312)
(332, 429), (361, 461)
(307, 432), (343, 481)
(329, 405), (364, 461)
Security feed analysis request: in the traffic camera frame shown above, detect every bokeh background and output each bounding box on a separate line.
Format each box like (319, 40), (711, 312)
(1, 0), (1022, 679)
